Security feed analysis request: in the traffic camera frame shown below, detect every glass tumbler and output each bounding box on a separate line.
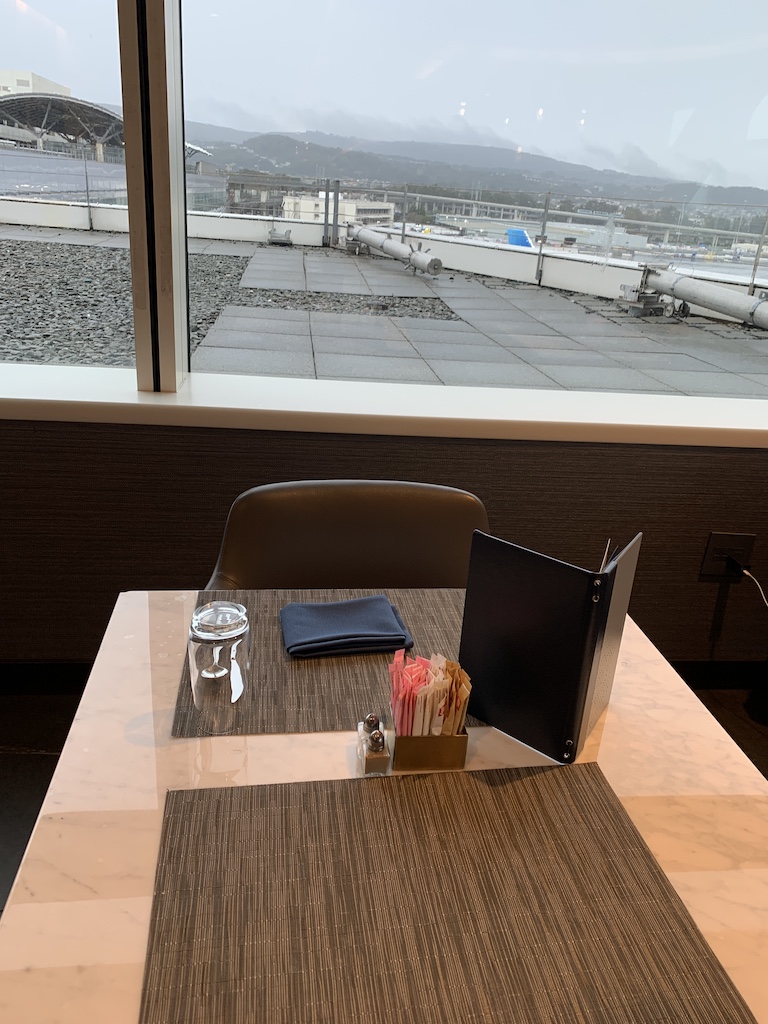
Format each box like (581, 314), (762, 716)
(188, 601), (250, 734)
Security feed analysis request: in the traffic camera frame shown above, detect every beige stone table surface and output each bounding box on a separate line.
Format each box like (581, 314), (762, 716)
(0, 589), (766, 1022)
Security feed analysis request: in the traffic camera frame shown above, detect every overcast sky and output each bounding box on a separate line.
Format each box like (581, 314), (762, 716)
(4, 0), (768, 189)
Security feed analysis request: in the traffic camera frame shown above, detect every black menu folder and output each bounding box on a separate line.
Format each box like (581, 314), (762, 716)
(459, 531), (642, 764)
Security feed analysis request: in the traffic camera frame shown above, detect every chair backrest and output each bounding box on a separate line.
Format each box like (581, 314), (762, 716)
(205, 480), (490, 590)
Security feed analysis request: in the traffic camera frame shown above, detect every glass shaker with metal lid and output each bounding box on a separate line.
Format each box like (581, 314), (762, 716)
(188, 601), (250, 734)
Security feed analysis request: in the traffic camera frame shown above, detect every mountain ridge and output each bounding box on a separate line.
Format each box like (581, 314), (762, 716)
(184, 124), (768, 207)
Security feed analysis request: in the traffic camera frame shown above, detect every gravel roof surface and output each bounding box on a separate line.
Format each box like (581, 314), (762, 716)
(0, 239), (457, 367)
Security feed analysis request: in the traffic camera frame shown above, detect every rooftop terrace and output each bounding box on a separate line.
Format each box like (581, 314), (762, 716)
(3, 223), (768, 400)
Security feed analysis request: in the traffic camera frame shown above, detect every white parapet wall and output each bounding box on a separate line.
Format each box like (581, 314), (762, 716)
(406, 234), (539, 286)
(0, 197), (327, 246)
(540, 251), (644, 299)
(0, 197), (751, 319)
(186, 210), (327, 246)
(0, 196), (93, 230)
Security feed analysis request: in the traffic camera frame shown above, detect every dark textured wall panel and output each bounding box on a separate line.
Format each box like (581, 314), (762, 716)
(3, 418), (766, 663)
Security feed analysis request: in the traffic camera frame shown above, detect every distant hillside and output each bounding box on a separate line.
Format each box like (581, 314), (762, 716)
(221, 132), (654, 197)
(184, 120), (260, 145)
(182, 121), (768, 206)
(280, 132), (768, 207)
(288, 132), (666, 188)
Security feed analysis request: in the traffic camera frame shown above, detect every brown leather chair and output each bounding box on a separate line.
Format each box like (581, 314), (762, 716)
(205, 480), (489, 590)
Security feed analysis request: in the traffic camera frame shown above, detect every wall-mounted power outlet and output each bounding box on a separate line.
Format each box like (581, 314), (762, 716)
(699, 532), (756, 582)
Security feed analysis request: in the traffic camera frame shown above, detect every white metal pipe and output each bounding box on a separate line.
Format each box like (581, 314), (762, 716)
(348, 224), (442, 275)
(646, 269), (768, 329)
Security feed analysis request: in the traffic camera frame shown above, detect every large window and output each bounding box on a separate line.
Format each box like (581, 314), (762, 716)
(1, 1), (766, 408)
(173, 0), (768, 400)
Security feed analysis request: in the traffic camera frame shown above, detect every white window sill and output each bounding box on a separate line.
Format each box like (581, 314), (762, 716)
(1, 363), (767, 448)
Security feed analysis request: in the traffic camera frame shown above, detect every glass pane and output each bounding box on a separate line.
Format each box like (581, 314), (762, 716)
(180, 1), (768, 400)
(0, 2), (133, 369)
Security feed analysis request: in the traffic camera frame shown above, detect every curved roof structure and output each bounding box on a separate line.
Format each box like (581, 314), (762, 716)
(0, 93), (212, 159)
(0, 93), (124, 146)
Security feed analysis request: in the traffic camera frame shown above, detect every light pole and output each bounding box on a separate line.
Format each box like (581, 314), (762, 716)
(676, 194), (688, 244)
(735, 202), (746, 247)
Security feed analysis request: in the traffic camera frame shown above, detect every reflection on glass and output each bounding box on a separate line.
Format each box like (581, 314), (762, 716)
(176, 1), (767, 398)
(0, 2), (133, 369)
(4, 2), (765, 398)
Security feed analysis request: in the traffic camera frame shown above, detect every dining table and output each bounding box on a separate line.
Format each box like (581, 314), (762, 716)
(0, 587), (767, 1023)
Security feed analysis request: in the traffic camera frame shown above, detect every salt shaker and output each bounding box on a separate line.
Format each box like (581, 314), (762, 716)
(363, 729), (390, 776)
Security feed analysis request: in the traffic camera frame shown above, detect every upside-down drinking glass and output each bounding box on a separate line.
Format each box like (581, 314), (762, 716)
(188, 601), (250, 734)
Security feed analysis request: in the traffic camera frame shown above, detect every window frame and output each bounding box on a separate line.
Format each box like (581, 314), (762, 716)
(1, 1), (767, 452)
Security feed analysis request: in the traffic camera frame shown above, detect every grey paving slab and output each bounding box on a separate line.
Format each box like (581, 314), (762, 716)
(508, 349), (623, 367)
(94, 235), (131, 249)
(427, 361), (563, 388)
(704, 327), (759, 339)
(201, 329), (312, 352)
(433, 286), (492, 298)
(498, 297), (580, 311)
(389, 317), (469, 332)
(311, 313), (405, 337)
(331, 377), (443, 386)
(683, 392), (768, 400)
(633, 324), (719, 342)
(240, 276), (306, 290)
(239, 251), (306, 290)
(0, 225), (43, 239)
(308, 274), (369, 283)
(554, 321), (645, 337)
(397, 328), (490, 346)
(242, 250), (304, 269)
(309, 319), (405, 341)
(526, 310), (596, 323)
(218, 305), (309, 322)
(306, 268), (368, 289)
(538, 366), (679, 392)
(309, 310), (380, 323)
(311, 335), (420, 358)
(676, 351), (768, 373)
(643, 370), (768, 396)
(315, 353), (440, 382)
(409, 341), (523, 363)
(466, 319), (562, 336)
(743, 338), (768, 355)
(465, 311), (545, 325)
(489, 334), (586, 349)
(609, 352), (720, 372)
(190, 240), (260, 256)
(192, 347), (315, 376)
(246, 250), (304, 263)
(433, 276), (490, 289)
(741, 373), (768, 386)
(318, 284), (375, 294)
(443, 301), (522, 315)
(358, 283), (435, 297)
(567, 336), (668, 352)
(213, 316), (311, 336)
(358, 273), (435, 297)
(651, 343), (750, 365)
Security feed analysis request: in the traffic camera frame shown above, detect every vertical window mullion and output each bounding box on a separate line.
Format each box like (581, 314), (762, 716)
(117, 0), (188, 392)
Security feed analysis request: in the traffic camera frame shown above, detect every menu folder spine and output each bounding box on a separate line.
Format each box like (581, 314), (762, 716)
(559, 570), (616, 763)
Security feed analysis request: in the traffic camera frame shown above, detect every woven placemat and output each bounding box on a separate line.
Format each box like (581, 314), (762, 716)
(139, 763), (756, 1024)
(173, 588), (466, 736)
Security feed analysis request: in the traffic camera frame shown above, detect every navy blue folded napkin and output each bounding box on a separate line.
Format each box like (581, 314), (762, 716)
(279, 595), (414, 658)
